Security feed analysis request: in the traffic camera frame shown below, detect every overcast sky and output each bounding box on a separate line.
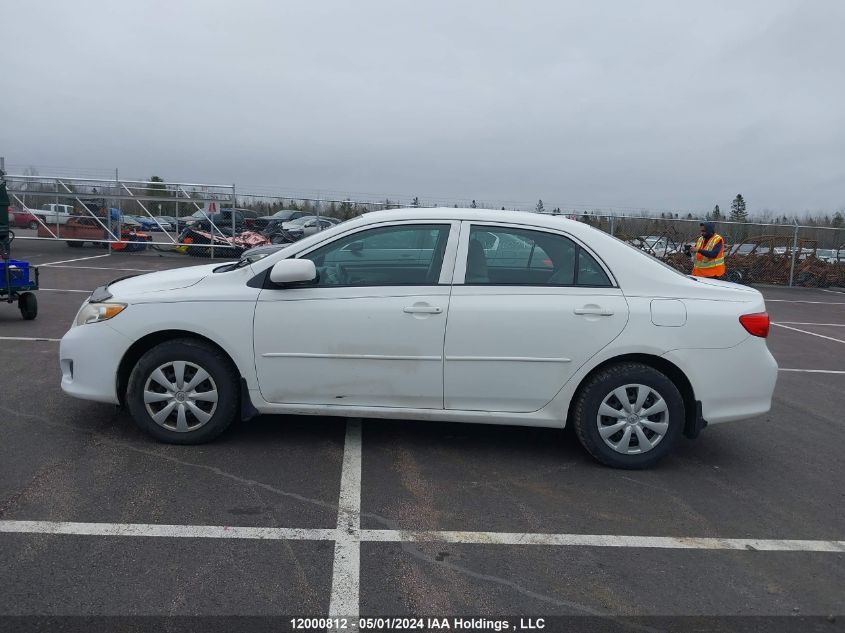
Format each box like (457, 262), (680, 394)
(2, 0), (843, 214)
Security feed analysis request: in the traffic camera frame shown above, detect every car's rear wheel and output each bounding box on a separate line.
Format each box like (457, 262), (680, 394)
(572, 362), (684, 469)
(126, 339), (239, 444)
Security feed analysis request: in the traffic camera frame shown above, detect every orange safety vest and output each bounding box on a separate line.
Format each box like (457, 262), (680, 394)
(692, 233), (726, 277)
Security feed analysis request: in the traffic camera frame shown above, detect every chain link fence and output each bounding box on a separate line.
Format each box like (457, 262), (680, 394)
(5, 172), (844, 286)
(575, 214), (845, 288)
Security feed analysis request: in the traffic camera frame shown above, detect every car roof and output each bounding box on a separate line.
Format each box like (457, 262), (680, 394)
(345, 207), (586, 233)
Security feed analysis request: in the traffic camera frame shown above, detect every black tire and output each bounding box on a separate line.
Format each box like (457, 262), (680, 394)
(66, 241), (83, 247)
(28, 221), (38, 230)
(126, 339), (239, 444)
(18, 292), (37, 320)
(572, 362), (685, 469)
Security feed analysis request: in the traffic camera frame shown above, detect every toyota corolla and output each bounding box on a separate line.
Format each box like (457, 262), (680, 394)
(60, 208), (778, 468)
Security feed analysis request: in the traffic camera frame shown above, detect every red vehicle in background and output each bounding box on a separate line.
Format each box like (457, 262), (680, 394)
(37, 216), (152, 251)
(11, 208), (41, 230)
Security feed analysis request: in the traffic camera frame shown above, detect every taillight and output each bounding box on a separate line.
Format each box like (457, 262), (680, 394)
(739, 312), (770, 338)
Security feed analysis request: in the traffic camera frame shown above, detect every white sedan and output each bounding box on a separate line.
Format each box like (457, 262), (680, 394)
(59, 208), (778, 468)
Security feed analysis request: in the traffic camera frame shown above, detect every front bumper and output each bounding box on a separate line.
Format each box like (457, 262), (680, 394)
(59, 322), (132, 404)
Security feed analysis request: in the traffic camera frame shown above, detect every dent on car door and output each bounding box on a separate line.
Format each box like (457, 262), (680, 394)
(253, 222), (458, 408)
(444, 223), (628, 413)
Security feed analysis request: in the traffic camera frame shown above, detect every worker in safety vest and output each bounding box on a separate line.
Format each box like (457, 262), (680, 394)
(690, 222), (726, 278)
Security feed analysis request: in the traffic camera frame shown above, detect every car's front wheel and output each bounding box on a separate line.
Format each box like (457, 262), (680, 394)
(572, 362), (684, 469)
(126, 339), (239, 444)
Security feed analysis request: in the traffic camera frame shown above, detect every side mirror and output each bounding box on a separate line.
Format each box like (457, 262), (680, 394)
(269, 259), (317, 285)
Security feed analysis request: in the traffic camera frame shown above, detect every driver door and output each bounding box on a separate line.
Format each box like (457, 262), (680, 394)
(253, 221), (459, 408)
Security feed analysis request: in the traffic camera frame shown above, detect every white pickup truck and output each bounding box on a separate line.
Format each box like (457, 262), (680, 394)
(34, 204), (76, 225)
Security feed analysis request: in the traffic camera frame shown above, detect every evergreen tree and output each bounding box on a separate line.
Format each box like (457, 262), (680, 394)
(712, 205), (722, 220)
(536, 199), (545, 214)
(729, 195), (747, 222)
(411, 196), (420, 208)
(470, 200), (477, 208)
(832, 212), (844, 228)
(686, 213), (693, 220)
(339, 199), (354, 219)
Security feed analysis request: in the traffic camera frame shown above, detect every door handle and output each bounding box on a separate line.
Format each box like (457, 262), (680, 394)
(574, 307), (614, 316)
(403, 306), (443, 314)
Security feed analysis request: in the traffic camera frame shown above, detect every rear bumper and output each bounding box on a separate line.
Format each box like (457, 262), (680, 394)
(663, 336), (778, 426)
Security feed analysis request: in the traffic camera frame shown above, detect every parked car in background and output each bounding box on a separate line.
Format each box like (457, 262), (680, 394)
(124, 215), (172, 232)
(249, 209), (311, 231)
(34, 204), (75, 225)
(815, 249), (838, 263)
(282, 215), (340, 238)
(37, 215), (151, 250)
(156, 216), (178, 231)
(12, 208), (41, 230)
(186, 208), (258, 233)
(60, 208), (777, 469)
(264, 215), (340, 243)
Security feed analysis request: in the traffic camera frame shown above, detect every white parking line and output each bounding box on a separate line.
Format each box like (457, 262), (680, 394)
(44, 265), (154, 272)
(766, 299), (845, 305)
(0, 336), (61, 342)
(37, 254), (111, 267)
(0, 521), (335, 541)
(329, 419), (362, 619)
(1, 520), (842, 553)
(771, 323), (845, 344)
(361, 530), (845, 552)
(775, 322), (845, 327)
(778, 368), (845, 375)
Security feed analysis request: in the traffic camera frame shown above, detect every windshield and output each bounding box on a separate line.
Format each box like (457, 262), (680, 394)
(286, 216), (313, 226)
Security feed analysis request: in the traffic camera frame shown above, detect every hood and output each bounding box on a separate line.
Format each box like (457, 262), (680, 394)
(107, 262), (222, 297)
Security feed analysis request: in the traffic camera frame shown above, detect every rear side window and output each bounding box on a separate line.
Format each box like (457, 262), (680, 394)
(578, 249), (611, 286)
(466, 225), (612, 287)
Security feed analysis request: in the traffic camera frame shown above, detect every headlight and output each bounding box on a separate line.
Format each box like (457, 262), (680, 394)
(75, 302), (127, 326)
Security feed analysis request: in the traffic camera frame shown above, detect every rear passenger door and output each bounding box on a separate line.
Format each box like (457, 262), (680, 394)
(443, 222), (629, 413)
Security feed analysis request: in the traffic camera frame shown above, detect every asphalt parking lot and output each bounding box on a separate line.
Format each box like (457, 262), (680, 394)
(1, 236), (843, 632)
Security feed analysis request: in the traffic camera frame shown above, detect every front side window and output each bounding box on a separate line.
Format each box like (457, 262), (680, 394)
(302, 224), (451, 287)
(466, 225), (612, 286)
